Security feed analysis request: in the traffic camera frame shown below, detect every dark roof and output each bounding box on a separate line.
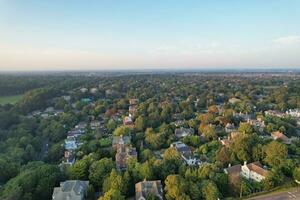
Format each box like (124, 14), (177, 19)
(226, 164), (242, 175)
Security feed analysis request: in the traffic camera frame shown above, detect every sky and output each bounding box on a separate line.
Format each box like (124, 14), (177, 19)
(0, 0), (300, 71)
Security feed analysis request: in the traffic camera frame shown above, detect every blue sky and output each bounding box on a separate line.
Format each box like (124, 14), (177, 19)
(0, 0), (300, 70)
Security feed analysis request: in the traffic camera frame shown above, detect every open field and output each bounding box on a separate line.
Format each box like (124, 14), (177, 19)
(0, 94), (23, 105)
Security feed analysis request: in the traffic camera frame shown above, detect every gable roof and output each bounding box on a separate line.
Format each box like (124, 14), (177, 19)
(135, 180), (163, 200)
(246, 161), (268, 177)
(271, 131), (291, 144)
(52, 180), (89, 200)
(225, 164), (242, 175)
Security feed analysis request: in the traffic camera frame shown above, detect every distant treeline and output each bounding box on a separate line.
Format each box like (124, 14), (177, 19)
(0, 75), (96, 96)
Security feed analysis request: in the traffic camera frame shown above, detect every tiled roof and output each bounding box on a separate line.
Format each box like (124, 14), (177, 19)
(247, 161), (268, 177)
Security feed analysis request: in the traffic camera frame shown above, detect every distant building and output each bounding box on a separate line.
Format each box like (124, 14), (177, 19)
(228, 97), (241, 104)
(90, 120), (101, 130)
(129, 98), (139, 105)
(112, 135), (131, 149)
(225, 123), (236, 133)
(171, 141), (197, 166)
(62, 95), (71, 101)
(271, 131), (291, 144)
(115, 136), (137, 171)
(75, 122), (88, 130)
(175, 127), (194, 138)
(123, 114), (134, 128)
(65, 136), (78, 150)
(52, 180), (89, 200)
(234, 112), (252, 121)
(135, 180), (163, 200)
(224, 161), (268, 183)
(90, 87), (98, 94)
(265, 110), (286, 118)
(247, 118), (265, 133)
(219, 131), (240, 147)
(61, 150), (76, 166)
(286, 109), (300, 118)
(173, 120), (185, 127)
(129, 105), (137, 116)
(80, 88), (88, 93)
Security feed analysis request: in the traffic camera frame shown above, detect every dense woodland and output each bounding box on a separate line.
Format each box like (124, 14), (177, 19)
(0, 72), (299, 200)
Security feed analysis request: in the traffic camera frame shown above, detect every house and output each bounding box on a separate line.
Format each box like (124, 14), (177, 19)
(234, 112), (252, 121)
(225, 123), (236, 133)
(271, 131), (291, 144)
(62, 95), (71, 101)
(129, 105), (137, 116)
(61, 150), (76, 166)
(80, 88), (88, 93)
(265, 110), (286, 118)
(219, 131), (240, 147)
(75, 122), (88, 130)
(247, 118), (265, 133)
(123, 114), (134, 128)
(112, 135), (131, 149)
(173, 120), (185, 127)
(286, 109), (300, 118)
(52, 180), (89, 200)
(175, 127), (194, 138)
(228, 97), (241, 104)
(45, 107), (55, 113)
(65, 136), (78, 150)
(90, 87), (98, 94)
(135, 180), (163, 200)
(115, 138), (137, 171)
(105, 89), (117, 97)
(129, 98), (139, 105)
(241, 161), (268, 182)
(90, 120), (101, 130)
(224, 161), (268, 183)
(68, 129), (85, 138)
(171, 141), (197, 166)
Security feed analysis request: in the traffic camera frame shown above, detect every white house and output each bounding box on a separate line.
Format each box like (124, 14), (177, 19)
(171, 141), (197, 166)
(224, 161), (268, 183)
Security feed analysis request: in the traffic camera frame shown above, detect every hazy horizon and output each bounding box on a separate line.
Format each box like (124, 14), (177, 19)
(1, 0), (300, 71)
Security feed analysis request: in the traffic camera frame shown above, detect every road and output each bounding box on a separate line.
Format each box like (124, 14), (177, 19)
(247, 187), (300, 200)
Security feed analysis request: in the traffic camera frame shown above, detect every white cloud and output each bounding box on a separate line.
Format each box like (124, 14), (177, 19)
(273, 35), (300, 46)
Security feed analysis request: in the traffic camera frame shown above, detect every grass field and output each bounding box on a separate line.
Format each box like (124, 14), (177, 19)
(0, 94), (23, 105)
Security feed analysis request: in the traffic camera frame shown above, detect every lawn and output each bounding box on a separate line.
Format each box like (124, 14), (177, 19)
(99, 138), (112, 147)
(0, 94), (23, 105)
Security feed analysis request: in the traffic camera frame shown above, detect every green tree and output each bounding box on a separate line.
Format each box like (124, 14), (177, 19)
(98, 189), (125, 200)
(135, 116), (145, 131)
(107, 119), (117, 133)
(164, 175), (190, 200)
(293, 166), (300, 184)
(0, 159), (19, 183)
(201, 180), (220, 200)
(263, 169), (283, 190)
(0, 163), (63, 200)
(264, 141), (288, 167)
(238, 122), (254, 135)
(113, 126), (131, 136)
(202, 125), (217, 141)
(89, 158), (115, 189)
(102, 169), (125, 194)
(70, 156), (92, 180)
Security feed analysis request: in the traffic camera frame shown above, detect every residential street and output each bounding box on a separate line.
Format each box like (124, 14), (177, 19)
(247, 187), (300, 200)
